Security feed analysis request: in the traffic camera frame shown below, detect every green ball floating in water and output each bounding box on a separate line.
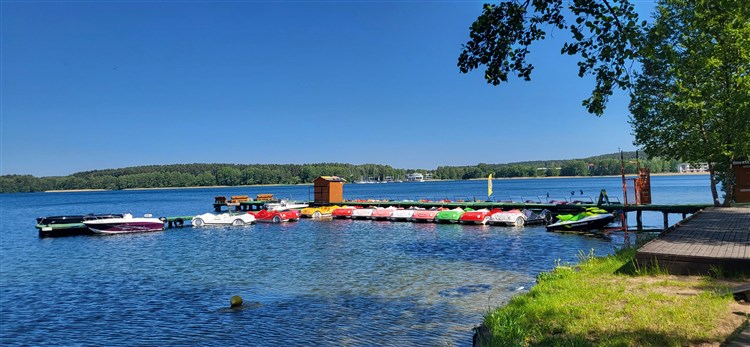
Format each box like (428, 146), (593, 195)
(230, 295), (243, 308)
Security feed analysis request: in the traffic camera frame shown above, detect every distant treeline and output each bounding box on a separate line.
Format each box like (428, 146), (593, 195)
(1, 152), (680, 193)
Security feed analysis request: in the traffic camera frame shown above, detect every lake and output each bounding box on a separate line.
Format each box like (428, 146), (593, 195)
(0, 175), (712, 346)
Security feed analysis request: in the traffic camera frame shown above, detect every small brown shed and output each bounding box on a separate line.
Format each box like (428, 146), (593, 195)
(734, 161), (750, 203)
(313, 176), (345, 204)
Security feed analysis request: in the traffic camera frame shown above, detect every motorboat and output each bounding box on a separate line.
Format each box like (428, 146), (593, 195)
(191, 212), (256, 226)
(489, 209), (552, 226)
(370, 207), (397, 220)
(36, 213), (126, 237)
(83, 213), (164, 234)
(250, 209), (300, 223)
(411, 209), (440, 222)
(265, 199), (309, 211)
(390, 208), (419, 222)
(459, 208), (503, 225)
(331, 207), (357, 219)
(351, 208), (375, 220)
(435, 208), (468, 224)
(36, 213), (124, 225)
(300, 205), (340, 219)
(546, 207), (615, 231)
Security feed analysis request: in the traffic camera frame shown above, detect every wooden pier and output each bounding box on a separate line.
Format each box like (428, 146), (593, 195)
(635, 207), (750, 275)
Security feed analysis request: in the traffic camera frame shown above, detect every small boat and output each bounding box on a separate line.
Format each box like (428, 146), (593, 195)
(459, 208), (503, 225)
(36, 213), (124, 225)
(300, 205), (340, 219)
(435, 208), (468, 224)
(546, 208), (615, 231)
(489, 209), (552, 226)
(265, 199), (309, 211)
(351, 208), (375, 220)
(36, 213), (126, 237)
(250, 209), (300, 223)
(390, 208), (418, 222)
(83, 213), (164, 234)
(370, 207), (397, 220)
(411, 209), (440, 222)
(332, 207), (357, 219)
(191, 212), (256, 226)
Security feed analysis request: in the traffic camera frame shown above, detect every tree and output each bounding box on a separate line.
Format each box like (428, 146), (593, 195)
(629, 0), (750, 206)
(458, 0), (645, 115)
(216, 167), (242, 186)
(459, 0), (749, 205)
(560, 160), (589, 176)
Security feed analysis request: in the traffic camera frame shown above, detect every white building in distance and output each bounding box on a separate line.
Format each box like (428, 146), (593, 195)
(678, 163), (709, 173)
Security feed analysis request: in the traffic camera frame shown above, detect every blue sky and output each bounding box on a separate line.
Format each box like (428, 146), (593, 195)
(1, 1), (655, 177)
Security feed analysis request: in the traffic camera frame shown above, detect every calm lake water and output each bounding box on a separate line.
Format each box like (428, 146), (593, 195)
(0, 175), (711, 346)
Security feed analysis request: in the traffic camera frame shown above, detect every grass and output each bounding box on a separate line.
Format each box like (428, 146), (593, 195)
(478, 247), (749, 347)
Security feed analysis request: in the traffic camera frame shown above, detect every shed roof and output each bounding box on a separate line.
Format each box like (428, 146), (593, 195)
(315, 176), (346, 182)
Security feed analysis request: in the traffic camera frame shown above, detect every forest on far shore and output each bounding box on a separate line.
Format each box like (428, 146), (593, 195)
(1, 152), (683, 193)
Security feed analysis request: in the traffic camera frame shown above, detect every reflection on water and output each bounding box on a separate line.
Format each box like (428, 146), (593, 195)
(0, 176), (708, 346)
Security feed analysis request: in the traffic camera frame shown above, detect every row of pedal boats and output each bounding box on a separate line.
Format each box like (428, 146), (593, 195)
(36, 206), (615, 235)
(194, 207), (551, 227)
(304, 206), (615, 231)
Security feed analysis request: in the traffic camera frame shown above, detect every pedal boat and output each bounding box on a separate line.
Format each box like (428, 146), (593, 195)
(332, 207), (357, 219)
(435, 208), (469, 224)
(351, 208), (375, 220)
(489, 209), (553, 226)
(191, 212), (256, 226)
(459, 208), (503, 225)
(301, 205), (341, 219)
(250, 209), (300, 223)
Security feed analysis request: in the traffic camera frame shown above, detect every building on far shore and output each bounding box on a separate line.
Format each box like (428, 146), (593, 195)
(406, 173), (424, 182)
(678, 163), (709, 173)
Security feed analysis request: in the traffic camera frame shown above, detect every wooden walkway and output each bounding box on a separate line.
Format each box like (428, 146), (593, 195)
(636, 207), (750, 275)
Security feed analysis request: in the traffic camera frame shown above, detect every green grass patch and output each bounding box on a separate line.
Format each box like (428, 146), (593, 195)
(478, 247), (745, 347)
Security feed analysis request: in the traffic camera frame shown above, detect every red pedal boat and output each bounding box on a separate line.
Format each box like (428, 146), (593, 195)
(459, 208), (504, 225)
(411, 209), (441, 222)
(250, 209), (300, 223)
(332, 207), (357, 219)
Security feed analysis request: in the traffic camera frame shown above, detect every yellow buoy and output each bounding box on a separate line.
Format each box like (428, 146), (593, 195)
(230, 295), (243, 308)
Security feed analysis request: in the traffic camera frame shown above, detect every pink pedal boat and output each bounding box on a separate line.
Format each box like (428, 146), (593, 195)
(411, 209), (440, 223)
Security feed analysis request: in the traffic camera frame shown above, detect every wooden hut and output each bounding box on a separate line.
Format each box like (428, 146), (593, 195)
(314, 176), (345, 204)
(734, 161), (750, 203)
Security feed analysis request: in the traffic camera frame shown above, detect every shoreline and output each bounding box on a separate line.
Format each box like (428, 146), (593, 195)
(40, 173), (709, 193)
(44, 183), (314, 193)
(479, 172), (709, 180)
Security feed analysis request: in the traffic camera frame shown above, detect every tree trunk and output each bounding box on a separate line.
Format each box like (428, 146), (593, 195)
(722, 160), (736, 207)
(708, 163), (721, 207)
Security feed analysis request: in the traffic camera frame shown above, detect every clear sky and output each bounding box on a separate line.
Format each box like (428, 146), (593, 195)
(1, 1), (655, 177)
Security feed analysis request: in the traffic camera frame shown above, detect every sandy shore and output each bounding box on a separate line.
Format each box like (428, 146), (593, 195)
(44, 189), (109, 193)
(44, 183), (313, 193)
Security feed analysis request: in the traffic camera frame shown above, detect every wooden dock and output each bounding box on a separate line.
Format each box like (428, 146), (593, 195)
(635, 207), (750, 275)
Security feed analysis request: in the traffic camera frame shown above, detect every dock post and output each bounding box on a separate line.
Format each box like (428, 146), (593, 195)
(682, 212), (687, 220)
(636, 210), (643, 231)
(663, 212), (669, 231)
